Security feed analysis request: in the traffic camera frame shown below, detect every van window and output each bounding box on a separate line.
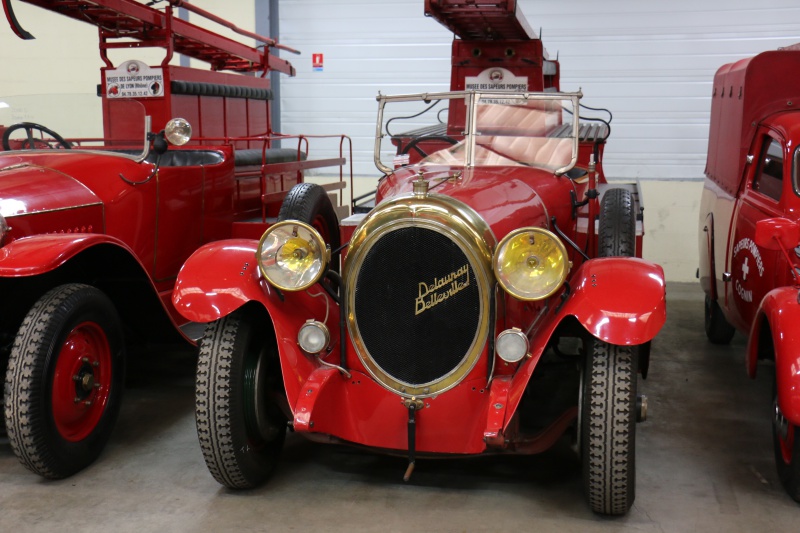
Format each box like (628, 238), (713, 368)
(752, 137), (783, 201)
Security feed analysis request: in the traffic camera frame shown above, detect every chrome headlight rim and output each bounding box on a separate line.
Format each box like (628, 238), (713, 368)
(493, 226), (570, 301)
(257, 219), (328, 292)
(298, 319), (330, 355)
(496, 327), (530, 363)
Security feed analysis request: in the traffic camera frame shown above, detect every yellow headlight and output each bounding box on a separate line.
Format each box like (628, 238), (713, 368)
(494, 227), (570, 300)
(257, 220), (328, 291)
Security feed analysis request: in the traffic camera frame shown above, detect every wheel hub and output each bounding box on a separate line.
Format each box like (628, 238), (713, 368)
(72, 358), (99, 401)
(52, 322), (112, 442)
(81, 372), (95, 391)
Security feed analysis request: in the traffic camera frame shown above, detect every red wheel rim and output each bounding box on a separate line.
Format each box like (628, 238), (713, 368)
(311, 214), (330, 243)
(51, 321), (113, 442)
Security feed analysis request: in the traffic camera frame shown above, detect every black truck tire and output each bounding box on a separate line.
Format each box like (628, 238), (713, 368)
(4, 283), (124, 478)
(195, 309), (286, 489)
(582, 339), (638, 515)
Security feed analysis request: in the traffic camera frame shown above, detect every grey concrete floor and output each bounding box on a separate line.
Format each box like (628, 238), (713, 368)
(0, 282), (797, 532)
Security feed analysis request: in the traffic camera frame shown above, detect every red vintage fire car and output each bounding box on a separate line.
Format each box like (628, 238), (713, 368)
(698, 43), (800, 501)
(173, 1), (666, 515)
(0, 0), (348, 479)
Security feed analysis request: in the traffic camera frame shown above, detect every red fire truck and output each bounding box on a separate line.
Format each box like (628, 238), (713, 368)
(0, 0), (349, 479)
(173, 0), (665, 515)
(698, 43), (800, 502)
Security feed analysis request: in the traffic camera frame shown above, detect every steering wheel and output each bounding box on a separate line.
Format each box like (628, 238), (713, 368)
(400, 135), (459, 158)
(2, 122), (71, 151)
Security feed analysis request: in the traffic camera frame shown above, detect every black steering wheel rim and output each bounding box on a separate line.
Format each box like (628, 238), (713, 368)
(399, 135), (459, 158)
(2, 122), (71, 151)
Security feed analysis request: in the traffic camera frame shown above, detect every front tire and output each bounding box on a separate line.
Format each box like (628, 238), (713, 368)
(195, 309), (286, 489)
(773, 390), (800, 501)
(4, 284), (125, 479)
(582, 339), (637, 515)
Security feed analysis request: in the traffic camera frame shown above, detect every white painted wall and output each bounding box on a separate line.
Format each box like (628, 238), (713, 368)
(526, 0), (800, 181)
(0, 1), (255, 95)
(279, 1), (450, 173)
(0, 1), (255, 147)
(280, 0), (800, 181)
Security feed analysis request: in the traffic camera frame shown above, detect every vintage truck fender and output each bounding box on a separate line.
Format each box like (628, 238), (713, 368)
(172, 239), (328, 329)
(498, 256), (666, 436)
(0, 233), (132, 276)
(559, 257), (667, 346)
(173, 239), (334, 406)
(172, 239), (276, 322)
(746, 286), (800, 425)
(171, 238), (330, 337)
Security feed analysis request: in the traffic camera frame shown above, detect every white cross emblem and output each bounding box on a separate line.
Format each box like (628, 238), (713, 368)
(742, 256), (750, 281)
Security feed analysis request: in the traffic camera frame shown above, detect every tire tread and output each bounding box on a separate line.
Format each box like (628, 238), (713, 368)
(583, 340), (637, 515)
(598, 188), (635, 258)
(4, 283), (122, 479)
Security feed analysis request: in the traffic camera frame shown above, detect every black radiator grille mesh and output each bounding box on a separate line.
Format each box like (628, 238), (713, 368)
(353, 226), (481, 386)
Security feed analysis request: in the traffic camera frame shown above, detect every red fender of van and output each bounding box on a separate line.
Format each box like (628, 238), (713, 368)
(560, 257), (667, 346)
(0, 233), (132, 276)
(747, 286), (800, 425)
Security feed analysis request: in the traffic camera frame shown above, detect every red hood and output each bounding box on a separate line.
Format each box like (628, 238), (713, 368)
(0, 160), (101, 217)
(0, 154), (113, 239)
(376, 165), (575, 241)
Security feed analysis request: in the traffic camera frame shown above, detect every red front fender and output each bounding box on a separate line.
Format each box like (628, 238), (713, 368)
(559, 257), (667, 345)
(747, 286), (800, 425)
(500, 256), (665, 436)
(172, 239), (275, 323)
(173, 239), (338, 410)
(0, 233), (132, 276)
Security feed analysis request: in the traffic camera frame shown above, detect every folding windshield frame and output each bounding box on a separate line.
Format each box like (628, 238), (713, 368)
(374, 90), (582, 175)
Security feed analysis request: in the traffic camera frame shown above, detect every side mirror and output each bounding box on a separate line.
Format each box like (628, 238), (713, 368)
(754, 218), (800, 251)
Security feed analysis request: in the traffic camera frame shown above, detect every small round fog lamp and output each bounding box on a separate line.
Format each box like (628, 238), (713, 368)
(164, 118), (192, 146)
(298, 320), (330, 354)
(496, 328), (529, 363)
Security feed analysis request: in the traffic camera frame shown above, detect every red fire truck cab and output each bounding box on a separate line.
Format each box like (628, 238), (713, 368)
(0, 0), (349, 479)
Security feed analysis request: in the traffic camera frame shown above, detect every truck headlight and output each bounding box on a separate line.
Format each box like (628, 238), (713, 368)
(494, 227), (569, 300)
(257, 220), (328, 291)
